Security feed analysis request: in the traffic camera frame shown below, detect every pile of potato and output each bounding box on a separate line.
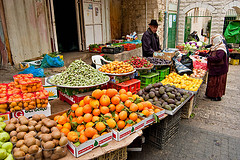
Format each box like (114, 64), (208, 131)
(5, 114), (68, 160)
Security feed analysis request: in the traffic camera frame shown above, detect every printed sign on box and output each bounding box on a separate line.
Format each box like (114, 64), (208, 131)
(12, 103), (51, 119)
(44, 86), (57, 100)
(0, 111), (11, 122)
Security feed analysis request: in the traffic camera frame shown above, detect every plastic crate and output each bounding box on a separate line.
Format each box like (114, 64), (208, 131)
(94, 147), (127, 160)
(107, 79), (140, 94)
(139, 73), (159, 88)
(58, 90), (92, 105)
(123, 44), (136, 51)
(230, 59), (239, 65)
(102, 46), (124, 54)
(35, 90), (49, 108)
(22, 93), (36, 110)
(155, 67), (170, 81)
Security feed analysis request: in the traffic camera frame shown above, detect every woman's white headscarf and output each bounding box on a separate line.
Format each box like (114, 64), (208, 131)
(210, 34), (227, 54)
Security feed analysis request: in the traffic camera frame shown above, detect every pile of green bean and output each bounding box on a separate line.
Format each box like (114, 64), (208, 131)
(49, 59), (109, 86)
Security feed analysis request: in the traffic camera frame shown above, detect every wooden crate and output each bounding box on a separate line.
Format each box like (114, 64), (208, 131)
(94, 147), (127, 160)
(181, 95), (195, 119)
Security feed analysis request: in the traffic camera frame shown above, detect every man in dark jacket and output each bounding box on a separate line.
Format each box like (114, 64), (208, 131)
(187, 31), (200, 42)
(141, 20), (161, 57)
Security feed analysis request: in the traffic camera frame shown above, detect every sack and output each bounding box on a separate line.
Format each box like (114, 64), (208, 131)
(41, 54), (64, 68)
(18, 66), (45, 77)
(180, 55), (193, 70)
(173, 58), (193, 75)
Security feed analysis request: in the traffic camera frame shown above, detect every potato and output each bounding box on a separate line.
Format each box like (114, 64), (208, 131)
(37, 131), (42, 138)
(51, 127), (59, 132)
(41, 141), (45, 147)
(16, 127), (21, 133)
(35, 124), (42, 132)
(24, 133), (34, 140)
(17, 132), (27, 139)
(61, 132), (65, 137)
(28, 120), (37, 126)
(13, 147), (21, 153)
(41, 134), (52, 142)
(25, 154), (34, 160)
(19, 125), (29, 132)
(28, 145), (39, 154)
(24, 137), (36, 147)
(5, 121), (10, 125)
(54, 146), (63, 154)
(28, 131), (37, 137)
(34, 148), (42, 159)
(39, 114), (46, 120)
(5, 123), (16, 132)
(15, 123), (20, 128)
(10, 117), (18, 124)
(43, 150), (52, 158)
(37, 121), (43, 125)
(51, 130), (61, 139)
(43, 119), (56, 128)
(43, 141), (55, 149)
(36, 139), (41, 147)
(11, 136), (18, 143)
(28, 125), (35, 131)
(53, 139), (59, 146)
(59, 136), (68, 146)
(13, 150), (25, 158)
(19, 116), (29, 125)
(60, 146), (68, 157)
(50, 153), (59, 160)
(10, 130), (17, 137)
(20, 144), (29, 153)
(32, 114), (41, 122)
(41, 126), (50, 133)
(16, 140), (25, 148)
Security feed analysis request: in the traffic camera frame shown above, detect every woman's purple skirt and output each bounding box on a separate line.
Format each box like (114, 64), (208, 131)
(206, 73), (227, 98)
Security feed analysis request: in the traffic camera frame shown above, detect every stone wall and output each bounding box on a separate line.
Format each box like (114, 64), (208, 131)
(178, 0), (240, 45)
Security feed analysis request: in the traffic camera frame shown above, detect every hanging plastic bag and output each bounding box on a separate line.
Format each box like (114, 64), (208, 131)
(18, 66), (45, 77)
(41, 54), (64, 68)
(173, 57), (193, 75)
(180, 55), (193, 70)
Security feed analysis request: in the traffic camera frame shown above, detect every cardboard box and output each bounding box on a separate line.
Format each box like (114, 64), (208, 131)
(11, 103), (51, 119)
(112, 119), (145, 141)
(144, 109), (165, 127)
(0, 111), (11, 122)
(40, 77), (57, 100)
(67, 131), (112, 157)
(19, 58), (43, 69)
(153, 51), (175, 61)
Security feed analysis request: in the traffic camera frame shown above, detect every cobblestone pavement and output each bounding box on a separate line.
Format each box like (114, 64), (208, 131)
(128, 65), (240, 160)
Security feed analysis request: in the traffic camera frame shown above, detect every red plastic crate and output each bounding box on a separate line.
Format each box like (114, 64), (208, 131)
(58, 91), (92, 105)
(122, 44), (136, 51)
(107, 79), (140, 94)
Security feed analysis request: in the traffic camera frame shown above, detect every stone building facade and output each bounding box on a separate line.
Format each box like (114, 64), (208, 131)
(178, 0), (240, 44)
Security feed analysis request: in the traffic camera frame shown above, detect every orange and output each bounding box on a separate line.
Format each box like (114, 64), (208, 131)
(139, 97), (144, 101)
(79, 100), (85, 107)
(84, 127), (97, 138)
(57, 124), (63, 130)
(124, 100), (132, 108)
(54, 115), (60, 122)
(95, 122), (106, 132)
(136, 118), (141, 123)
(101, 132), (108, 136)
(99, 95), (110, 106)
(137, 103), (144, 111)
(83, 104), (92, 114)
(120, 94), (128, 102)
(63, 123), (71, 130)
(119, 111), (128, 120)
(100, 106), (109, 114)
(75, 107), (84, 117)
(89, 99), (100, 109)
(69, 112), (75, 118)
(76, 116), (84, 124)
(104, 113), (112, 120)
(86, 122), (94, 128)
(106, 119), (116, 129)
(67, 131), (78, 142)
(106, 89), (118, 98)
(154, 108), (161, 113)
(117, 120), (125, 130)
(92, 89), (103, 99)
(83, 113), (93, 123)
(111, 96), (120, 105)
(72, 117), (77, 123)
(102, 89), (107, 95)
(142, 110), (150, 117)
(124, 123), (132, 129)
(62, 113), (67, 118)
(119, 89), (127, 94)
(79, 134), (88, 144)
(71, 104), (79, 111)
(132, 94), (139, 101)
(83, 96), (91, 104)
(109, 104), (116, 112)
(80, 130), (85, 136)
(130, 103), (138, 112)
(60, 128), (70, 136)
(92, 109), (100, 116)
(129, 113), (138, 121)
(58, 116), (67, 125)
(116, 104), (124, 112)
(92, 134), (100, 139)
(77, 125), (85, 132)
(92, 116), (100, 122)
(145, 101), (152, 109)
(114, 113), (119, 122)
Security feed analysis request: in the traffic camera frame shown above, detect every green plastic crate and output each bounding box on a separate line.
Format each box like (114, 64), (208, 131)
(139, 72), (159, 88)
(155, 67), (170, 81)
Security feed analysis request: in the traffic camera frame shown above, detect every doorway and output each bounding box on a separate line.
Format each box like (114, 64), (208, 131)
(168, 13), (177, 48)
(53, 0), (79, 52)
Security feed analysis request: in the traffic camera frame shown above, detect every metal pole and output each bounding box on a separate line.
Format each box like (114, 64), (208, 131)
(163, 0), (168, 49)
(175, 0), (180, 46)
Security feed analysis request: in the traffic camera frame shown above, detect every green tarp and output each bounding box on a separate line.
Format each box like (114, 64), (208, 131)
(224, 21), (240, 44)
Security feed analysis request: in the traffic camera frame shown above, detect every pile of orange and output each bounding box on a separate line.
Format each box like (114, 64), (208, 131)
(19, 78), (42, 93)
(99, 61), (134, 74)
(13, 74), (33, 88)
(35, 90), (49, 108)
(0, 84), (7, 94)
(54, 88), (161, 145)
(23, 93), (36, 110)
(8, 94), (23, 112)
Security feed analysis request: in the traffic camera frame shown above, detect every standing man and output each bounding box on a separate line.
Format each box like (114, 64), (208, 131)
(142, 20), (161, 57)
(187, 31), (200, 42)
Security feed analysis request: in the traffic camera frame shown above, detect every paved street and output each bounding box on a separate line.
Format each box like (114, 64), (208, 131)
(128, 65), (240, 160)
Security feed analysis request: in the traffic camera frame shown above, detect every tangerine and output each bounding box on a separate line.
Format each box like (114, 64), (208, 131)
(79, 134), (88, 143)
(114, 113), (119, 122)
(116, 104), (124, 112)
(95, 122), (106, 132)
(58, 116), (67, 125)
(60, 128), (70, 136)
(75, 107), (84, 117)
(109, 104), (116, 112)
(54, 115), (60, 122)
(145, 101), (152, 109)
(83, 96), (91, 104)
(100, 106), (109, 114)
(77, 125), (85, 132)
(111, 96), (120, 105)
(71, 104), (79, 111)
(130, 103), (138, 112)
(89, 99), (100, 109)
(142, 109), (150, 117)
(120, 94), (128, 102)
(107, 119), (116, 129)
(92, 109), (100, 116)
(92, 134), (100, 139)
(83, 113), (93, 123)
(119, 111), (128, 120)
(119, 89), (127, 94)
(132, 94), (139, 100)
(63, 123), (71, 130)
(117, 120), (125, 130)
(124, 100), (132, 108)
(57, 124), (63, 130)
(126, 91), (133, 97)
(86, 122), (94, 128)
(76, 116), (84, 124)
(92, 89), (103, 99)
(129, 113), (138, 121)
(85, 127), (97, 138)
(154, 108), (161, 113)
(79, 100), (85, 107)
(106, 89), (118, 98)
(92, 116), (100, 122)
(137, 103), (144, 111)
(99, 95), (110, 106)
(102, 89), (107, 95)
(104, 113), (112, 120)
(83, 104), (92, 114)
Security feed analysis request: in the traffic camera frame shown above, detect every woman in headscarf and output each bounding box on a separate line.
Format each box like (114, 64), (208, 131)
(199, 34), (229, 101)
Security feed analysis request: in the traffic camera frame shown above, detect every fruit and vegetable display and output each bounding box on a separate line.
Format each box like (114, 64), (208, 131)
(137, 83), (192, 111)
(0, 117), (13, 160)
(54, 88), (163, 146)
(145, 57), (171, 65)
(190, 69), (206, 78)
(99, 61), (134, 74)
(161, 73), (203, 92)
(49, 59), (109, 87)
(124, 56), (153, 69)
(5, 114), (68, 160)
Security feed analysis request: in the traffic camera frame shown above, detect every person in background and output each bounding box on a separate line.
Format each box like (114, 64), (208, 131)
(141, 20), (161, 57)
(187, 31), (200, 42)
(199, 34), (228, 101)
